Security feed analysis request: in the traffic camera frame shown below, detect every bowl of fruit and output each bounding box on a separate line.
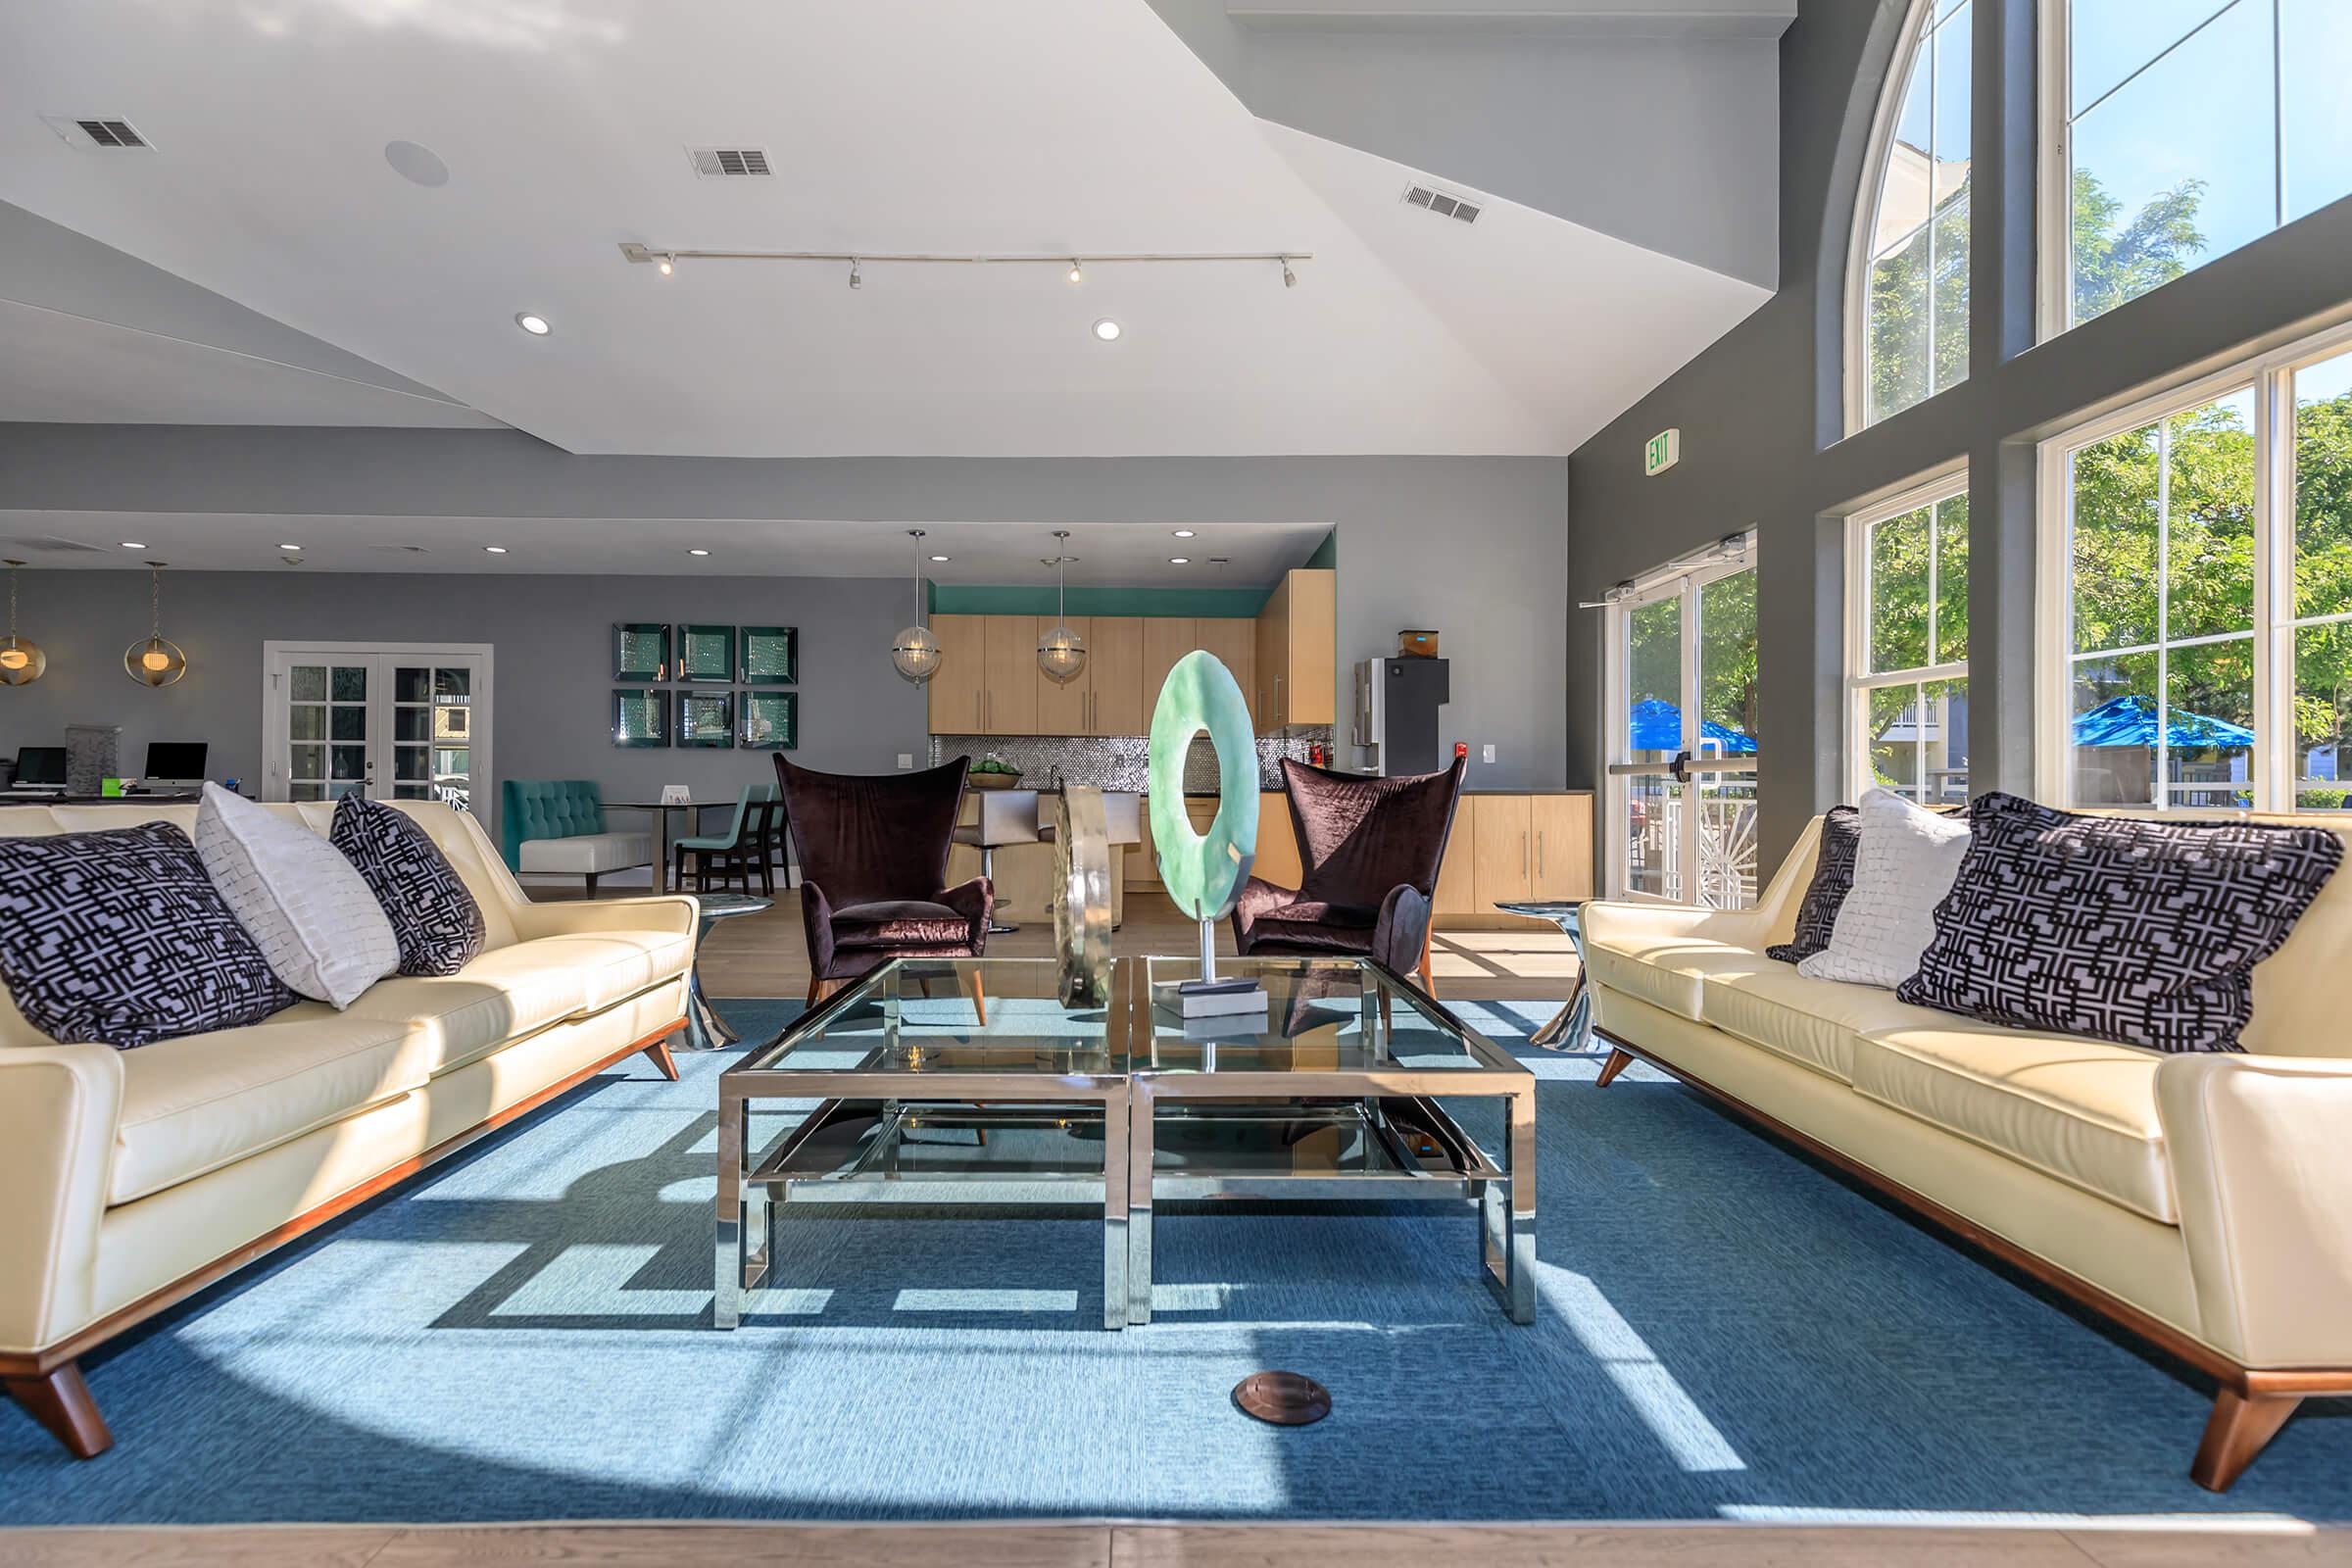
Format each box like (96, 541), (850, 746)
(968, 758), (1024, 791)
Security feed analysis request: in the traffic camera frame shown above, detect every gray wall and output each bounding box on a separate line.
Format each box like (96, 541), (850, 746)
(0, 570), (922, 840)
(0, 444), (1572, 791)
(1565, 0), (2352, 870)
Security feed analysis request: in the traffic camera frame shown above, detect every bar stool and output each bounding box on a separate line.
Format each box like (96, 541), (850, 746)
(951, 788), (1040, 934)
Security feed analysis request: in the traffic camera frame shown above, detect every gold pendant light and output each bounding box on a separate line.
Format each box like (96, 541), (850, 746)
(891, 529), (943, 684)
(0, 560), (44, 686)
(124, 561), (188, 687)
(1036, 530), (1087, 686)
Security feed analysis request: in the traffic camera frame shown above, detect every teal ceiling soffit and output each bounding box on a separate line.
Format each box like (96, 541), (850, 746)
(929, 584), (1269, 618)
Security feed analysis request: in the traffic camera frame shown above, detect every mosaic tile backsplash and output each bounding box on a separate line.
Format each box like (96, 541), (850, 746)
(930, 729), (1336, 792)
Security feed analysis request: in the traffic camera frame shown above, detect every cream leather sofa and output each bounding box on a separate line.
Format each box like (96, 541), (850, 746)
(0, 801), (694, 1459)
(1582, 811), (2352, 1493)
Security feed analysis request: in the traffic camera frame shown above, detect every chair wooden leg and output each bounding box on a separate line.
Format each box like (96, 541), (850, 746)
(5, 1361), (113, 1460)
(1419, 928), (1437, 998)
(641, 1037), (680, 1082)
(2192, 1386), (2302, 1492)
(1595, 1047), (1635, 1088)
(965, 967), (988, 1027)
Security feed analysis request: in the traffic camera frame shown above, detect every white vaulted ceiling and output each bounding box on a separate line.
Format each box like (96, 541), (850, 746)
(0, 0), (1772, 458)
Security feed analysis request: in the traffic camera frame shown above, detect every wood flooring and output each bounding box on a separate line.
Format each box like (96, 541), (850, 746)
(5, 1522), (2347, 1567)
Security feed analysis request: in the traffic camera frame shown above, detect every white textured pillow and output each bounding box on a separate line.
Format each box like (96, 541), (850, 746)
(194, 784), (398, 1008)
(1797, 788), (1972, 990)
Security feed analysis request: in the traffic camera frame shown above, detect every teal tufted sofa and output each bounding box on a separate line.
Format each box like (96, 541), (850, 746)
(500, 779), (651, 894)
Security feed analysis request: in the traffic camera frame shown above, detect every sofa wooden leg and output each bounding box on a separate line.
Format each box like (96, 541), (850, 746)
(5, 1361), (113, 1460)
(2192, 1386), (2301, 1492)
(1595, 1047), (1635, 1088)
(641, 1037), (680, 1082)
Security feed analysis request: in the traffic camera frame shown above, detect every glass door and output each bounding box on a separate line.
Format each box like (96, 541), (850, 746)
(264, 643), (492, 822)
(1603, 547), (1759, 906)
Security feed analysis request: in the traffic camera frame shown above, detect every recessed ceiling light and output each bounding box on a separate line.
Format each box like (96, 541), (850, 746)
(278, 543), (302, 552)
(484, 545), (508, 554)
(1092, 318), (1121, 342)
(1169, 557), (1191, 565)
(688, 548), (710, 557)
(514, 313), (551, 336)
(119, 541), (145, 549)
(1172, 529), (1196, 538)
(930, 554), (951, 563)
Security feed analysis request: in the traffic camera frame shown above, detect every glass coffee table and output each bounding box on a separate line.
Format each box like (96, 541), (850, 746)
(716, 955), (1535, 1331)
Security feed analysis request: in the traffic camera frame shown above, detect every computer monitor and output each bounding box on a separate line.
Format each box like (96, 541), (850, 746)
(144, 742), (208, 783)
(13, 747), (67, 786)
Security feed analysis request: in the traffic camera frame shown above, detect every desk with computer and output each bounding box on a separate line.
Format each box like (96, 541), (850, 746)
(3, 742), (220, 802)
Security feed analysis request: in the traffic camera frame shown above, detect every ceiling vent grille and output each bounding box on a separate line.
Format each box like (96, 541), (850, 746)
(41, 115), (155, 150)
(0, 536), (107, 555)
(688, 146), (771, 178)
(1401, 182), (1480, 225)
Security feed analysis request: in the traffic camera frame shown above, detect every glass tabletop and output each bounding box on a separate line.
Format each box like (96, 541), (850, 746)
(728, 956), (1521, 1086)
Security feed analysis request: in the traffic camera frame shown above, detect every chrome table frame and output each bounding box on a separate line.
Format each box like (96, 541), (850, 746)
(715, 965), (1132, 1331)
(1494, 901), (1591, 1051)
(682, 894), (771, 1052)
(1123, 959), (1537, 1328)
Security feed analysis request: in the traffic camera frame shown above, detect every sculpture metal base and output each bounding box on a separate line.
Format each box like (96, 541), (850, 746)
(1233, 1371), (1331, 1426)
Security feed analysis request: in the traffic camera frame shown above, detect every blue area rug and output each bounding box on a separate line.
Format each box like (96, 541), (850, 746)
(3, 997), (2346, 1525)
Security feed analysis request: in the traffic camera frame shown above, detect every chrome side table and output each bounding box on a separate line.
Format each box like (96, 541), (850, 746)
(682, 892), (771, 1052)
(1493, 901), (1590, 1052)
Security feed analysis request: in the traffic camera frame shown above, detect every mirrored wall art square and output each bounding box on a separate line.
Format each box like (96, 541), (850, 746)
(739, 625), (798, 685)
(739, 690), (799, 750)
(612, 623), (669, 682)
(612, 689), (669, 748)
(679, 623), (735, 683)
(678, 691), (735, 748)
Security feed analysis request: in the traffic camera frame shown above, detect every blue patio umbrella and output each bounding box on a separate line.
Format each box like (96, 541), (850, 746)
(1629, 697), (1757, 755)
(2071, 694), (2255, 749)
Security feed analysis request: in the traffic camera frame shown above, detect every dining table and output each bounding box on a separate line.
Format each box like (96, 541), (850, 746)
(604, 798), (729, 893)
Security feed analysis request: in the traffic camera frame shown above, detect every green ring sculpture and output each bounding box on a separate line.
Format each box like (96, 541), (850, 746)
(1148, 650), (1258, 922)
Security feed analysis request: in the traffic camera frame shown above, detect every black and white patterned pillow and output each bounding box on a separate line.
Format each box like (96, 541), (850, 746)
(0, 820), (298, 1048)
(329, 796), (487, 977)
(1896, 792), (2343, 1054)
(1767, 806), (1860, 963)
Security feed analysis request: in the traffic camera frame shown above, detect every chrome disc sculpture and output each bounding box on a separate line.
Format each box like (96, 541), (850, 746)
(1053, 784), (1114, 1008)
(1148, 652), (1259, 997)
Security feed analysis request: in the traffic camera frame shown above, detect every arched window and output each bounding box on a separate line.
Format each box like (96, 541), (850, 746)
(1849, 0), (1972, 432)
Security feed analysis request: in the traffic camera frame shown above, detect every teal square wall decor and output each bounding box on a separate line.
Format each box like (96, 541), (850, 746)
(740, 691), (798, 750)
(739, 625), (798, 685)
(612, 689), (669, 748)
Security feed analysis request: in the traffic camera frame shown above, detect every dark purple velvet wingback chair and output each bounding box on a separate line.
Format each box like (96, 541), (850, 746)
(773, 755), (993, 1008)
(1231, 756), (1467, 995)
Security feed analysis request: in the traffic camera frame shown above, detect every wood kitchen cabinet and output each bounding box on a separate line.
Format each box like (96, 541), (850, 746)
(1087, 614), (1146, 735)
(1194, 617), (1256, 729)
(1471, 793), (1534, 907)
(925, 613), (986, 734)
(1254, 568), (1335, 730)
(1141, 617), (1194, 715)
(981, 614), (1037, 735)
(1033, 615), (1091, 735)
(1531, 794), (1593, 902)
(1433, 796), (1478, 917)
(1176, 792), (1300, 895)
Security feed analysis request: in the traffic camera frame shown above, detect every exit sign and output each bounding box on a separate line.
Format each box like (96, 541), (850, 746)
(1644, 428), (1681, 476)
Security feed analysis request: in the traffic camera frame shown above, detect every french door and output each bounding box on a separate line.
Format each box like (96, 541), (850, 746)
(262, 642), (494, 827)
(1602, 546), (1759, 906)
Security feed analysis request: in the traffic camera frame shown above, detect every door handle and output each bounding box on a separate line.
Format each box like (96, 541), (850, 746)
(1538, 830), (1544, 878)
(1521, 830), (1529, 877)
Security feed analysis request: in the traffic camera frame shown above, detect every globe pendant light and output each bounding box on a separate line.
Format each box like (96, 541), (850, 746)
(1037, 530), (1087, 685)
(0, 561), (44, 686)
(124, 562), (188, 687)
(891, 529), (944, 684)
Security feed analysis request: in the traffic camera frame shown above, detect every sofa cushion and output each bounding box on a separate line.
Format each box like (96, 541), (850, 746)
(111, 1009), (421, 1202)
(337, 928), (691, 1076)
(1850, 1021), (2176, 1224)
(1899, 792), (2344, 1054)
(1767, 805), (1860, 964)
(1250, 901), (1382, 955)
(1699, 964), (1953, 1084)
(1582, 933), (1773, 1022)
(330, 794), (487, 977)
(518, 832), (651, 876)
(195, 784), (399, 1008)
(0, 820), (299, 1049)
(1799, 789), (1971, 990)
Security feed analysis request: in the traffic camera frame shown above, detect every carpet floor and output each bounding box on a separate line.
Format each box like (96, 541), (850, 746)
(2, 998), (2345, 1526)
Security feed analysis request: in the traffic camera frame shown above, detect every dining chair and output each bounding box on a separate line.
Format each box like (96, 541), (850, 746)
(674, 784), (763, 893)
(707, 788), (789, 896)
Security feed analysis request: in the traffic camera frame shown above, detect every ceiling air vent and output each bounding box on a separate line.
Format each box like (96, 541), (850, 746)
(1401, 182), (1480, 225)
(42, 116), (153, 150)
(688, 146), (771, 178)
(0, 537), (106, 555)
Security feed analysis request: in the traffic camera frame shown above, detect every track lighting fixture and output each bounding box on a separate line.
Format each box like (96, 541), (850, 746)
(1281, 258), (1297, 288)
(658, 253), (675, 276)
(849, 258), (862, 291)
(1068, 260), (1084, 283)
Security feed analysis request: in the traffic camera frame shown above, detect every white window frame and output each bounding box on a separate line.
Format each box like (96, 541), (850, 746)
(1843, 0), (1969, 437)
(1845, 466), (1971, 803)
(2034, 316), (2352, 809)
(2036, 0), (2303, 343)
